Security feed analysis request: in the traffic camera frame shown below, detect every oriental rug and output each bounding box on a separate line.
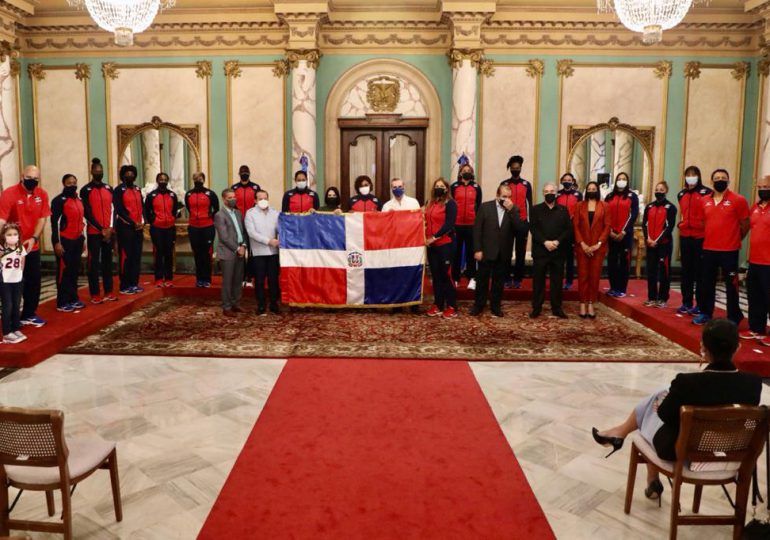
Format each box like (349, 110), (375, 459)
(65, 297), (698, 362)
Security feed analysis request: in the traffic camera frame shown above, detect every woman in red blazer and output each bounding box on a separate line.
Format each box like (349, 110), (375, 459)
(573, 181), (611, 318)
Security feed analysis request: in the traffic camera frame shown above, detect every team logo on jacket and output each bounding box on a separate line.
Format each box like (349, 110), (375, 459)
(347, 251), (363, 268)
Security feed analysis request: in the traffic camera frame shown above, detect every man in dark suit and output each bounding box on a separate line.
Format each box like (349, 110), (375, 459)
(530, 183), (572, 319)
(470, 185), (521, 317)
(214, 188), (248, 317)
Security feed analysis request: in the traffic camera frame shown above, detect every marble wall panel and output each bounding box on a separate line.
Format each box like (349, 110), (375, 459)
(757, 77), (770, 182)
(0, 60), (19, 190)
(684, 68), (743, 187)
(480, 65), (538, 198)
(229, 66), (285, 199)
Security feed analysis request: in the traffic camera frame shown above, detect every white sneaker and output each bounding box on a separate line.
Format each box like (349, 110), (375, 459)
(2, 333), (21, 344)
(13, 331), (27, 342)
(467, 278), (476, 290)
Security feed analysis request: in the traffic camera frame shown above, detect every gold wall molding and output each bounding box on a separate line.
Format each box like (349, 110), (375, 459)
(759, 58), (770, 77)
(116, 116), (201, 173)
(653, 61), (672, 79)
(102, 62), (119, 80)
(224, 60), (242, 79)
(74, 63), (90, 81)
(731, 61), (751, 80)
(195, 60), (212, 79)
(27, 62), (44, 80)
(448, 48), (494, 76)
(525, 59), (545, 78)
(272, 59), (289, 78)
(684, 61), (702, 79)
(556, 59), (574, 78)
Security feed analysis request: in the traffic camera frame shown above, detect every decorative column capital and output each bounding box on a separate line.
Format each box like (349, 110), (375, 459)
(9, 59), (19, 78)
(731, 61), (750, 80)
(102, 62), (119, 80)
(525, 59), (545, 78)
(27, 63), (44, 81)
(684, 61), (701, 80)
(0, 39), (18, 63)
(759, 58), (770, 78)
(653, 60), (672, 80)
(287, 49), (321, 70)
(273, 3), (327, 50)
(556, 59), (574, 79)
(74, 63), (90, 81)
(448, 48), (493, 76)
(224, 60), (242, 79)
(195, 60), (212, 79)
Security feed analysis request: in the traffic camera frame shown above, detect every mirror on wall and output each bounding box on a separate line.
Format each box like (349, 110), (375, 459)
(117, 116), (201, 198)
(566, 117), (655, 204)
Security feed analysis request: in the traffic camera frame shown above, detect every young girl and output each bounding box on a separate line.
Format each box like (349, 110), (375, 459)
(1, 223), (27, 344)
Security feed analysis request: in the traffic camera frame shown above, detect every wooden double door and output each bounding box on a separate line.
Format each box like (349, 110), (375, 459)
(339, 116), (428, 207)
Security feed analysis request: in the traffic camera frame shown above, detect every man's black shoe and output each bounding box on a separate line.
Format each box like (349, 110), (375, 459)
(491, 308), (504, 318)
(469, 306), (483, 316)
(529, 309), (541, 318)
(553, 310), (568, 319)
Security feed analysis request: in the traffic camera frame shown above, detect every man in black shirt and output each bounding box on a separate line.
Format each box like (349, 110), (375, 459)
(530, 183), (572, 318)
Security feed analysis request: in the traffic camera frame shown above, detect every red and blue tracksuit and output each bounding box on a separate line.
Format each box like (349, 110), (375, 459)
(80, 182), (114, 296)
(450, 180), (482, 282)
(642, 199), (677, 302)
(676, 185), (712, 308)
(348, 194), (382, 212)
(605, 190), (639, 294)
(185, 187), (219, 283)
(425, 199), (458, 310)
(499, 177), (532, 281)
(51, 191), (85, 307)
(556, 188), (583, 286)
(282, 188), (320, 213)
(144, 189), (182, 281)
(113, 182), (144, 290)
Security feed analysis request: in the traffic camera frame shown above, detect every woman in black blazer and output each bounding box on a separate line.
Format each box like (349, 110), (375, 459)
(592, 319), (762, 501)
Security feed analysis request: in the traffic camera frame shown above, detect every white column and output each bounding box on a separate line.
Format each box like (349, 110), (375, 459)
(0, 59), (19, 191)
(571, 139), (586, 185)
(141, 130), (160, 195)
(589, 131), (606, 181)
(292, 59), (317, 189)
(168, 130), (185, 196)
(613, 130), (633, 178)
(450, 59), (477, 178)
(759, 76), (770, 178)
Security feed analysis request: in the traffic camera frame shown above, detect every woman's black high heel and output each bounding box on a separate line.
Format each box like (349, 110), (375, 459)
(644, 478), (664, 507)
(591, 427), (624, 458)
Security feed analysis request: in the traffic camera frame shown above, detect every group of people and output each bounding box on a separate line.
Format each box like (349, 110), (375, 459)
(0, 154), (769, 346)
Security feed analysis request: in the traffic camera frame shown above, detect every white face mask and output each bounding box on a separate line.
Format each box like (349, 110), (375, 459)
(5, 233), (19, 247)
(257, 199), (269, 210)
(685, 176), (698, 186)
(296, 181), (307, 190)
(616, 180), (628, 190)
(359, 186), (370, 196)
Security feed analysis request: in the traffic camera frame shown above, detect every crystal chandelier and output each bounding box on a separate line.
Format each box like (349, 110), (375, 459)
(598, 0), (709, 44)
(66, 0), (175, 47)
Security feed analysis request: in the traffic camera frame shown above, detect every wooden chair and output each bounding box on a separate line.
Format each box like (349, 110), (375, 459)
(0, 407), (122, 539)
(624, 404), (768, 540)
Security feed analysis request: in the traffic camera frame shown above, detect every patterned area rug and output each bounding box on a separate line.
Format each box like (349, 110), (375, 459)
(65, 297), (698, 362)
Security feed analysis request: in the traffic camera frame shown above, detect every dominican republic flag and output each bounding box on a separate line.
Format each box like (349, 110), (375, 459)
(279, 210), (425, 307)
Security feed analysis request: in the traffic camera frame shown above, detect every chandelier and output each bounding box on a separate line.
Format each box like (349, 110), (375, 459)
(67, 0), (175, 47)
(598, 0), (709, 44)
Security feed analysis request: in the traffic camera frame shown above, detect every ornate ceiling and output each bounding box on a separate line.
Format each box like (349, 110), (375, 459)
(0, 0), (766, 57)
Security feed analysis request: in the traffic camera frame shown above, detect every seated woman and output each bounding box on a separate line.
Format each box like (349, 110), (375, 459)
(592, 319), (762, 502)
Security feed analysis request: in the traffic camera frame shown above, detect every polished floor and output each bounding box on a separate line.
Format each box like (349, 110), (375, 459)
(1, 354), (767, 539)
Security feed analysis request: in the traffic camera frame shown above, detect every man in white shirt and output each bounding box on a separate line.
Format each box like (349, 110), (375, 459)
(382, 178), (421, 212)
(244, 190), (280, 315)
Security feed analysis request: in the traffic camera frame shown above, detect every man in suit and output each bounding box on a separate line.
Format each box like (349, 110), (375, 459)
(470, 184), (521, 317)
(214, 188), (248, 317)
(530, 183), (572, 319)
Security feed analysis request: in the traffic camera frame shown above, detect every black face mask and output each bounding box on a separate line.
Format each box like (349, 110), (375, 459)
(713, 180), (729, 193)
(759, 189), (770, 202)
(544, 193), (556, 204)
(510, 170), (521, 179)
(461, 172), (474, 181)
(325, 196), (339, 207)
(123, 175), (135, 185)
(498, 198), (508, 207)
(92, 173), (104, 183)
(194, 181), (205, 190)
(63, 185), (77, 197)
(239, 173), (250, 182)
(562, 183), (573, 191)
(655, 192), (666, 202)
(586, 191), (600, 200)
(22, 178), (38, 191)
(158, 183), (169, 192)
(433, 187), (446, 198)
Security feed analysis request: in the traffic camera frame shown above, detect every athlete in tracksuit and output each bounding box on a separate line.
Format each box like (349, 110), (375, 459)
(556, 173), (583, 290)
(450, 164), (482, 286)
(282, 170), (320, 213)
(113, 165), (144, 294)
(604, 173), (639, 297)
(51, 174), (85, 311)
(499, 155), (532, 288)
(185, 173), (219, 287)
(80, 158), (115, 302)
(233, 165), (261, 284)
(642, 183), (677, 306)
(676, 165), (712, 315)
(144, 173), (182, 286)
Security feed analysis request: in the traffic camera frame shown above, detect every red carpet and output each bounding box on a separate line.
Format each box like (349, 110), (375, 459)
(601, 279), (770, 376)
(197, 359), (554, 539)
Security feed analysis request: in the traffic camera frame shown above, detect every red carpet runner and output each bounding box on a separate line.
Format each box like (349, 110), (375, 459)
(198, 359), (554, 539)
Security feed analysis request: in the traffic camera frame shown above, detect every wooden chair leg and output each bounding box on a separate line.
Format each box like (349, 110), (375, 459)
(624, 444), (639, 514)
(108, 450), (123, 522)
(692, 484), (702, 514)
(45, 490), (55, 516)
(669, 477), (682, 540)
(61, 485), (73, 540)
(0, 478), (9, 536)
(733, 476), (752, 540)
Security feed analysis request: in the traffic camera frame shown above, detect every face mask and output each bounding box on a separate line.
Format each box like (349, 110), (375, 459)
(562, 182), (573, 191)
(5, 234), (19, 247)
(510, 169), (521, 179)
(239, 173), (250, 182)
(586, 191), (599, 200)
(257, 199), (269, 210)
(123, 176), (135, 185)
(758, 189), (770, 202)
(63, 185), (77, 197)
(92, 173), (104, 183)
(544, 193), (556, 204)
(226, 198), (237, 209)
(461, 172), (474, 181)
(433, 187), (446, 198)
(325, 196), (339, 207)
(685, 176), (698, 186)
(194, 180), (204, 189)
(616, 180), (628, 190)
(498, 198), (508, 207)
(296, 181), (307, 190)
(655, 192), (666, 202)
(359, 186), (371, 196)
(392, 187), (405, 198)
(713, 180), (728, 193)
(158, 182), (168, 192)
(23, 178), (38, 191)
